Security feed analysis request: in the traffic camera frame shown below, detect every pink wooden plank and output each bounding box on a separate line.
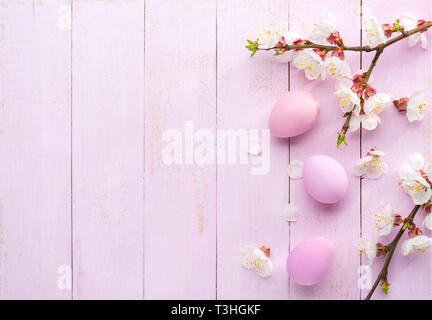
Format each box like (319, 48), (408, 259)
(72, 0), (144, 299)
(144, 0), (217, 299)
(289, 0), (361, 299)
(361, 0), (432, 300)
(0, 0), (71, 299)
(217, 0), (290, 299)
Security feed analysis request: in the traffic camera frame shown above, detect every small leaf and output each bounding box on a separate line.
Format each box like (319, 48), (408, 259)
(337, 133), (348, 148)
(402, 224), (409, 230)
(381, 282), (389, 295)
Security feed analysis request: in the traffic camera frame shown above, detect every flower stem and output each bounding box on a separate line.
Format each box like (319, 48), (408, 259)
(364, 204), (421, 300)
(365, 47), (383, 82)
(257, 21), (432, 54)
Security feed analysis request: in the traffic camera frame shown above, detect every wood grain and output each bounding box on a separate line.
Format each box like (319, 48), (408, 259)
(0, 0), (429, 300)
(217, 0), (290, 299)
(0, 0), (71, 299)
(72, 0), (144, 299)
(144, 0), (217, 299)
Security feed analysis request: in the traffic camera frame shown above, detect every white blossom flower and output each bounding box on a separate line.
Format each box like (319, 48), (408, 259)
(309, 11), (337, 42)
(364, 15), (387, 47)
(358, 237), (377, 265)
(406, 91), (427, 122)
(401, 235), (432, 256)
(374, 201), (397, 236)
(256, 24), (300, 63)
(399, 153), (432, 205)
(241, 246), (273, 277)
(282, 203), (300, 222)
(292, 49), (326, 80)
(400, 12), (427, 49)
(257, 23), (287, 49)
(334, 79), (360, 113)
(353, 149), (388, 179)
(349, 92), (392, 131)
(323, 56), (352, 80)
(423, 213), (432, 231)
(287, 160), (303, 180)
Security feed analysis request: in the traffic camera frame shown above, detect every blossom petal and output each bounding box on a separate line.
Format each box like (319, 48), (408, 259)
(423, 214), (432, 231)
(282, 203), (301, 222)
(361, 115), (379, 130)
(287, 160), (304, 179)
(409, 153), (425, 170)
(349, 114), (361, 132)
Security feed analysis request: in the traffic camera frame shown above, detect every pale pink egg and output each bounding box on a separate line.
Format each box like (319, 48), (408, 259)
(287, 237), (334, 286)
(269, 90), (320, 138)
(303, 154), (348, 204)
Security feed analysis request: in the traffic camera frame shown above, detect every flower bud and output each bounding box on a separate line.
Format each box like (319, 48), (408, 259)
(382, 24), (393, 38)
(259, 245), (270, 257)
(393, 97), (409, 112)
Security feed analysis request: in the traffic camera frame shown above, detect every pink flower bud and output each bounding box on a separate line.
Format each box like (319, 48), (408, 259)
(417, 19), (428, 33)
(293, 39), (305, 51)
(326, 31), (343, 46)
(393, 214), (403, 226)
(331, 47), (345, 60)
(376, 243), (388, 256)
(259, 245), (270, 257)
(363, 86), (377, 99)
(313, 48), (327, 61)
(382, 24), (393, 38)
(352, 74), (364, 86)
(393, 97), (409, 112)
(408, 226), (423, 238)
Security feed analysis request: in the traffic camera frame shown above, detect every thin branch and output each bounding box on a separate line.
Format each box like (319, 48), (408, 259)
(365, 46), (383, 82)
(256, 21), (432, 54)
(365, 205), (421, 300)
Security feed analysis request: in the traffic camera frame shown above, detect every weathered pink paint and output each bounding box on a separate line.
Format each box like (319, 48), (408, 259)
(361, 0), (432, 300)
(72, 0), (144, 299)
(0, 0), (71, 299)
(0, 0), (429, 300)
(144, 0), (217, 299)
(217, 0), (291, 299)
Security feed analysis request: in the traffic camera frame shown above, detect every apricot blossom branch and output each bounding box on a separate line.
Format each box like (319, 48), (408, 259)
(365, 204), (420, 300)
(246, 12), (431, 148)
(358, 153), (432, 299)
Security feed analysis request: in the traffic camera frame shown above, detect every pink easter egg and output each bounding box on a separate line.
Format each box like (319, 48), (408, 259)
(303, 154), (348, 204)
(269, 90), (320, 138)
(287, 237), (334, 286)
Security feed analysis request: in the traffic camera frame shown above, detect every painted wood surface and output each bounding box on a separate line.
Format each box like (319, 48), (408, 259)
(72, 0), (144, 299)
(0, 0), (430, 299)
(217, 0), (290, 299)
(144, 0), (217, 299)
(0, 0), (71, 299)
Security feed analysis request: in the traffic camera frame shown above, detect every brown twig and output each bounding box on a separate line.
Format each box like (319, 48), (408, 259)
(257, 21), (432, 54)
(365, 205), (421, 300)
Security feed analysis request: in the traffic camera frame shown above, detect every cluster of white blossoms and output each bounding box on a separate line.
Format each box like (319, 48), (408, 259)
(365, 11), (428, 49)
(255, 12), (352, 81)
(250, 11), (429, 138)
(358, 153), (432, 265)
